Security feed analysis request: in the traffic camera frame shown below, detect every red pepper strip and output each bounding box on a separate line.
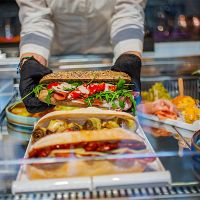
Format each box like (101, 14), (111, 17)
(68, 90), (81, 99)
(47, 82), (60, 89)
(108, 85), (117, 91)
(88, 84), (98, 95)
(54, 153), (71, 157)
(53, 92), (68, 101)
(88, 83), (105, 95)
(96, 83), (105, 92)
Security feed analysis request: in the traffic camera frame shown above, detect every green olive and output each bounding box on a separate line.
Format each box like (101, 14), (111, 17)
(83, 118), (102, 130)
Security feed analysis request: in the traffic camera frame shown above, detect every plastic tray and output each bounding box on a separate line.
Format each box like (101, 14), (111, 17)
(138, 112), (200, 132)
(12, 120), (171, 194)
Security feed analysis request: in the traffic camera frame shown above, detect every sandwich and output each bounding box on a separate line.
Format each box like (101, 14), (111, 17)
(32, 107), (138, 143)
(33, 70), (137, 112)
(27, 128), (155, 179)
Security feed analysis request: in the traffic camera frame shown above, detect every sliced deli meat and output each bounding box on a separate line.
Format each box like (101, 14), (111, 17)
(155, 110), (177, 120)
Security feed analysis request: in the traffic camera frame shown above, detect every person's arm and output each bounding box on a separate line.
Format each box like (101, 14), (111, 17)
(16, 0), (54, 65)
(111, 0), (146, 93)
(16, 0), (54, 113)
(110, 0), (146, 60)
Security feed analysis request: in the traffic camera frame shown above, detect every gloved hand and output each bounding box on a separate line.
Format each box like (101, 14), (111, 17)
(19, 57), (53, 113)
(111, 54), (141, 92)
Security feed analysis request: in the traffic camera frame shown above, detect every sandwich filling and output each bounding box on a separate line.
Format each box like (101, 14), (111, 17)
(32, 117), (136, 143)
(34, 79), (138, 113)
(29, 139), (147, 158)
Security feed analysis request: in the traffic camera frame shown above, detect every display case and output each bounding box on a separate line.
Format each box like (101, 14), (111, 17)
(0, 0), (200, 199)
(0, 59), (199, 199)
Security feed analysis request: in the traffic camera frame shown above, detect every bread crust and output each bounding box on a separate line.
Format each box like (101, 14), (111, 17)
(39, 70), (131, 84)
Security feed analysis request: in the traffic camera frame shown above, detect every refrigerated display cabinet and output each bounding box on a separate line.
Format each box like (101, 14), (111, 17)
(0, 56), (199, 199)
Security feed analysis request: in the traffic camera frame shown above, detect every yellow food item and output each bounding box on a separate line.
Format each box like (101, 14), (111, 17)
(182, 107), (200, 124)
(141, 91), (149, 101)
(47, 119), (68, 132)
(11, 107), (31, 117)
(102, 121), (119, 129)
(10, 104), (78, 118)
(172, 96), (196, 111)
(141, 83), (171, 102)
(172, 95), (199, 123)
(54, 105), (79, 111)
(83, 118), (102, 130)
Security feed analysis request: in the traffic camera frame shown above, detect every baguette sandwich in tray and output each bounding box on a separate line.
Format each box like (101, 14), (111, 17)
(12, 107), (171, 194)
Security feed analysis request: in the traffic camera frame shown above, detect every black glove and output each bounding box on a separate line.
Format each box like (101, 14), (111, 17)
(111, 54), (141, 92)
(19, 57), (53, 113)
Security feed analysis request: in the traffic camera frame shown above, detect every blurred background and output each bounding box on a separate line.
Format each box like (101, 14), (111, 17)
(0, 0), (200, 58)
(1, 0), (200, 111)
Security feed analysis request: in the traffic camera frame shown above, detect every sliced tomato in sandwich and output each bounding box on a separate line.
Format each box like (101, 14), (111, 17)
(68, 90), (82, 99)
(87, 83), (105, 95)
(88, 84), (98, 95)
(47, 82), (60, 89)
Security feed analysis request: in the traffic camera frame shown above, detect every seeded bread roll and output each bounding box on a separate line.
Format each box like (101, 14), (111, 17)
(39, 70), (131, 84)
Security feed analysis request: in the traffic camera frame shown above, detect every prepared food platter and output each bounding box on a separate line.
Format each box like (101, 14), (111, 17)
(139, 83), (200, 131)
(138, 112), (200, 132)
(12, 108), (171, 193)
